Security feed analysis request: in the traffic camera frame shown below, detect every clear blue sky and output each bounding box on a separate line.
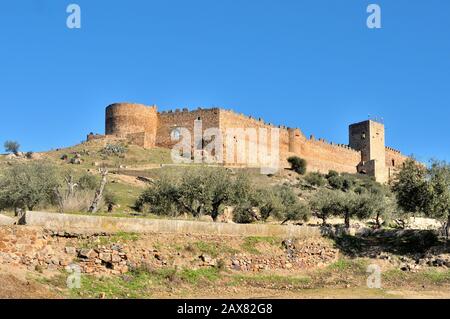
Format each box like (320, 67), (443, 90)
(0, 0), (449, 163)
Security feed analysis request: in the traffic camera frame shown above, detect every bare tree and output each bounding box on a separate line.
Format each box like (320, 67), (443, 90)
(88, 168), (108, 213)
(53, 174), (79, 213)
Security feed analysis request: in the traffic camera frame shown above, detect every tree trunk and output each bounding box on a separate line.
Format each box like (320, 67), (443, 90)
(344, 213), (350, 229)
(53, 187), (65, 213)
(14, 207), (22, 217)
(446, 216), (450, 240)
(64, 175), (78, 198)
(211, 202), (222, 222)
(375, 213), (381, 229)
(88, 169), (108, 213)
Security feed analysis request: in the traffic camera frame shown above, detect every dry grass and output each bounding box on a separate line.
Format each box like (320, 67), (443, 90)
(58, 190), (95, 213)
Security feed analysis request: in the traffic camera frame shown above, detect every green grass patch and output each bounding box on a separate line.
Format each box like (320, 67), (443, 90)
(241, 236), (279, 254)
(42, 267), (180, 299)
(100, 232), (140, 246)
(110, 231), (140, 242)
(189, 241), (238, 257)
(328, 258), (360, 271)
(327, 258), (368, 273)
(422, 269), (450, 284)
(231, 273), (311, 288)
(78, 232), (140, 249)
(74, 271), (154, 298)
(71, 267), (221, 298)
(106, 181), (142, 211)
(45, 142), (172, 169)
(383, 268), (450, 288)
(179, 268), (221, 285)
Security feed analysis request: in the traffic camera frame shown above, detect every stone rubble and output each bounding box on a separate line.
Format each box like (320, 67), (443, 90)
(0, 227), (342, 276)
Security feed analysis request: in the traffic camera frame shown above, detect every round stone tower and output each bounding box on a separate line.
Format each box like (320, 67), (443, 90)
(105, 103), (158, 148)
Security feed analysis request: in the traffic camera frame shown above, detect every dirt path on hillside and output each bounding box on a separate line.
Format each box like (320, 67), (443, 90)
(149, 285), (450, 299)
(0, 264), (448, 299)
(0, 266), (59, 299)
(111, 173), (148, 187)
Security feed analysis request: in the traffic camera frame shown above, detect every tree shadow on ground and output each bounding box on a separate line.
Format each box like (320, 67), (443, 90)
(330, 229), (448, 258)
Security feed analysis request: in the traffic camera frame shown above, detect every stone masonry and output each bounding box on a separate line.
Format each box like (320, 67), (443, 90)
(88, 102), (410, 183)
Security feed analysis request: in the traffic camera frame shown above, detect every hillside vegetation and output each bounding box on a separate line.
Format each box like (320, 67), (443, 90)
(0, 140), (450, 299)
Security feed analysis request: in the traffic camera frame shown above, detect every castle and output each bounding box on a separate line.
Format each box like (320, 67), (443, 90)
(87, 103), (409, 183)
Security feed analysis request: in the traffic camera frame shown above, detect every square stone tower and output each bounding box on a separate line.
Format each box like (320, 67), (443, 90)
(349, 120), (386, 183)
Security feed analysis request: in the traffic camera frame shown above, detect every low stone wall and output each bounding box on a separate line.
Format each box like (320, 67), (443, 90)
(24, 211), (321, 238)
(0, 214), (15, 226)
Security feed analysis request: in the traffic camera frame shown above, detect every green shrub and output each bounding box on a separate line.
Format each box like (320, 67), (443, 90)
(328, 175), (344, 190)
(100, 144), (127, 157)
(135, 175), (181, 217)
(78, 173), (98, 190)
(287, 156), (307, 175)
(104, 190), (118, 212)
(232, 203), (256, 224)
(178, 168), (233, 221)
(309, 189), (334, 225)
(4, 140), (20, 155)
(0, 162), (60, 211)
(326, 170), (339, 179)
(283, 201), (310, 224)
(256, 188), (284, 221)
(271, 185), (310, 224)
(304, 172), (326, 187)
(136, 168), (235, 221)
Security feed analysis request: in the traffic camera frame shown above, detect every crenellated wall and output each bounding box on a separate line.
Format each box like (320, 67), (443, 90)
(296, 137), (362, 174)
(217, 110), (368, 175)
(157, 108), (220, 150)
(105, 103), (158, 148)
(102, 103), (410, 183)
(218, 109), (289, 166)
(385, 147), (409, 181)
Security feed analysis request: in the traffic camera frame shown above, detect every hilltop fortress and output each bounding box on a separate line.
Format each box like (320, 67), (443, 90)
(88, 103), (410, 183)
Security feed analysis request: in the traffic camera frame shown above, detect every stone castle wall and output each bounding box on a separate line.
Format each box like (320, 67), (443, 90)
(105, 103), (158, 148)
(218, 109), (289, 166)
(156, 108), (221, 149)
(102, 103), (410, 182)
(296, 137), (362, 174)
(385, 147), (409, 181)
(218, 109), (361, 173)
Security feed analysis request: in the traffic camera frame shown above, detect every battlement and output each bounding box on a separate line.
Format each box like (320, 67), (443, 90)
(219, 108), (279, 128)
(101, 103), (409, 183)
(385, 146), (402, 154)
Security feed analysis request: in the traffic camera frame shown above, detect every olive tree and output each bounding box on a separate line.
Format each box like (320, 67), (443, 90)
(287, 156), (307, 175)
(424, 161), (450, 237)
(391, 158), (428, 219)
(4, 140), (20, 155)
(255, 188), (284, 221)
(354, 190), (396, 228)
(272, 186), (310, 224)
(179, 168), (233, 221)
(310, 189), (358, 229)
(0, 162), (60, 211)
(309, 189), (337, 226)
(135, 174), (181, 217)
